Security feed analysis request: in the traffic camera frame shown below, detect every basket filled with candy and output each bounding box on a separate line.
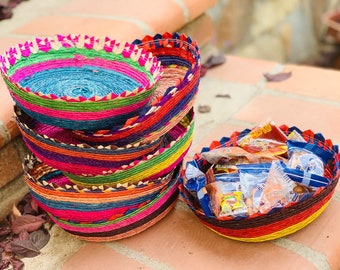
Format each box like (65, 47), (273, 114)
(179, 121), (340, 242)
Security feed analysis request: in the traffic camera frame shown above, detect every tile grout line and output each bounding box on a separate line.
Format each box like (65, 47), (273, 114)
(332, 191), (340, 201)
(272, 238), (331, 270)
(263, 86), (340, 107)
(105, 242), (174, 270)
(174, 0), (190, 23)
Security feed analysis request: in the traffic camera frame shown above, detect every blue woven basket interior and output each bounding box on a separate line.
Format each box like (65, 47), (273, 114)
(19, 66), (142, 98)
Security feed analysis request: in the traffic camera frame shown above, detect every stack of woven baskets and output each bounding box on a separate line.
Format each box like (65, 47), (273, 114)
(0, 32), (200, 242)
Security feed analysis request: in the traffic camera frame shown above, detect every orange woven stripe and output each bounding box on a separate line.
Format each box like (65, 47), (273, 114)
(141, 98), (195, 143)
(25, 175), (171, 202)
(20, 126), (160, 161)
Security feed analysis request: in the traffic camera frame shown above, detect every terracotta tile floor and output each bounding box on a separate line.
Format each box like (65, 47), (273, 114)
(1, 0), (340, 269)
(19, 51), (340, 270)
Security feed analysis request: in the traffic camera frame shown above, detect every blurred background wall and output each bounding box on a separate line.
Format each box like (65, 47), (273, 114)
(208, 0), (340, 67)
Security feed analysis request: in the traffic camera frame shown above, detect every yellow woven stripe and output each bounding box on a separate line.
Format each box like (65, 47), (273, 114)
(69, 131), (193, 186)
(205, 201), (330, 242)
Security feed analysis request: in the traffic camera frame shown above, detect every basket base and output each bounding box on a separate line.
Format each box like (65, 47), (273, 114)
(199, 199), (331, 242)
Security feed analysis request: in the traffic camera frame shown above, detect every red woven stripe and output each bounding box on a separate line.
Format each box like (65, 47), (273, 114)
(101, 69), (199, 140)
(199, 190), (333, 239)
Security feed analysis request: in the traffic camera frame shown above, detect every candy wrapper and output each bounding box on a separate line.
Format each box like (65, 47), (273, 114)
(201, 146), (282, 173)
(285, 140), (334, 187)
(258, 161), (300, 214)
(237, 163), (271, 215)
(287, 140), (333, 175)
(207, 174), (248, 219)
(238, 121), (288, 155)
(184, 161), (206, 192)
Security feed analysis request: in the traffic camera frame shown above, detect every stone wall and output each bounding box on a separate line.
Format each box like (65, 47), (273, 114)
(208, 0), (340, 64)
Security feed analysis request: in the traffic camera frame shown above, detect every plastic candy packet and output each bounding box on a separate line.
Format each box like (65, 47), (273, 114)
(284, 167), (330, 188)
(237, 163), (271, 215)
(238, 120), (288, 155)
(215, 173), (241, 190)
(184, 161), (206, 192)
(184, 162), (215, 217)
(258, 161), (299, 214)
(237, 163), (271, 198)
(201, 146), (257, 165)
(213, 163), (239, 174)
(197, 187), (214, 217)
(287, 140), (334, 176)
(201, 146), (280, 170)
(206, 174), (248, 219)
(220, 191), (247, 218)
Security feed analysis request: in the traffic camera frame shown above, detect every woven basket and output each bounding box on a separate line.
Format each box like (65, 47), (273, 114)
(64, 113), (194, 186)
(15, 105), (193, 183)
(71, 32), (200, 146)
(179, 125), (340, 242)
(24, 155), (180, 242)
(15, 106), (164, 175)
(0, 34), (162, 130)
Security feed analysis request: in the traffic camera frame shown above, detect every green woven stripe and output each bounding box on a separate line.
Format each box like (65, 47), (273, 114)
(3, 75), (157, 112)
(64, 122), (194, 184)
(7, 47), (154, 82)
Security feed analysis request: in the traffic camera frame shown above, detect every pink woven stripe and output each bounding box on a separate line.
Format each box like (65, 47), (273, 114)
(26, 138), (191, 175)
(11, 58), (150, 85)
(13, 93), (149, 120)
(35, 201), (142, 222)
(50, 181), (178, 233)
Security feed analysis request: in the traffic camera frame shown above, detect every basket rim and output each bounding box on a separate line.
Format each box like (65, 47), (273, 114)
(14, 105), (163, 151)
(24, 154), (179, 195)
(65, 32), (201, 143)
(0, 33), (163, 102)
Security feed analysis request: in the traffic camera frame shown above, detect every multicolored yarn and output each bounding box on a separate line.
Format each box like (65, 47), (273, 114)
(71, 32), (200, 145)
(64, 114), (194, 186)
(15, 106), (164, 175)
(15, 106), (193, 182)
(24, 155), (180, 242)
(179, 126), (340, 242)
(0, 34), (163, 130)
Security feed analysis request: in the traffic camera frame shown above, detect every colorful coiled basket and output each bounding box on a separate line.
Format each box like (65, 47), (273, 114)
(0, 34), (163, 130)
(179, 125), (340, 242)
(71, 32), (200, 146)
(24, 155), (180, 242)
